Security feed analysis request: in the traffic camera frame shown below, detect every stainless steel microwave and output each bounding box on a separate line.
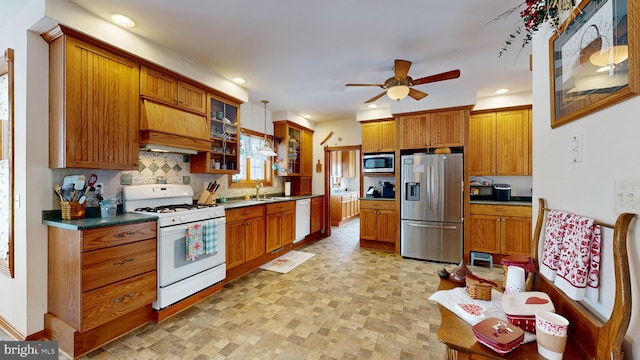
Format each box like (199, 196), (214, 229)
(363, 153), (394, 173)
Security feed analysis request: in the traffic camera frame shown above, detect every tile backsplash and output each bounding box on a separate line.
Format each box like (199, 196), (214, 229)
(51, 151), (284, 208)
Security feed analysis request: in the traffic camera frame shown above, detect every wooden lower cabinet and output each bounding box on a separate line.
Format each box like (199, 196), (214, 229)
(468, 204), (532, 259)
(310, 196), (323, 233)
(330, 192), (359, 226)
(46, 220), (157, 358)
(266, 201), (296, 252)
(226, 206), (266, 270)
(359, 200), (398, 252)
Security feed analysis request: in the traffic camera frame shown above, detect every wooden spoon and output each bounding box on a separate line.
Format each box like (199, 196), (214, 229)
(53, 184), (64, 201)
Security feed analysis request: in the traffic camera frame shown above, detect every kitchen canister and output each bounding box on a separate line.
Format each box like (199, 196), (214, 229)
(504, 266), (526, 294)
(99, 198), (117, 218)
(284, 181), (291, 196)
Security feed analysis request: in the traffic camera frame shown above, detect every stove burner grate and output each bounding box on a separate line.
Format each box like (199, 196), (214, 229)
(135, 203), (218, 213)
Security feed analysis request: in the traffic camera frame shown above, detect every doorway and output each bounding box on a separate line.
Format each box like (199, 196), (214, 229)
(323, 145), (362, 238)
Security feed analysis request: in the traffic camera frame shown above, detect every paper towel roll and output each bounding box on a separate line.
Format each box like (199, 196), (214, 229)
(284, 182), (291, 196)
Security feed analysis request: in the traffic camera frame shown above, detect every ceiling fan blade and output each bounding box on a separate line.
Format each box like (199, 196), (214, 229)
(412, 69), (461, 86)
(365, 92), (387, 104)
(346, 83), (385, 87)
(394, 59), (412, 79)
(408, 88), (428, 100)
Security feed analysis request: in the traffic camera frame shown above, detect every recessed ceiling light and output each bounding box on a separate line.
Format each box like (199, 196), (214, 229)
(495, 88), (510, 94)
(303, 114), (312, 119)
(109, 13), (136, 28)
(232, 77), (246, 84)
(367, 104), (378, 109)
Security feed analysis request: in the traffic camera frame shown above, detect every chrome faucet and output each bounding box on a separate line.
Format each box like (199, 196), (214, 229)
(256, 181), (264, 199)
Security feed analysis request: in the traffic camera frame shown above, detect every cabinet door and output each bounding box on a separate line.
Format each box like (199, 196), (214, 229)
(430, 110), (465, 147)
(330, 151), (342, 177)
(342, 195), (350, 220)
(359, 208), (378, 240)
(300, 130), (314, 177)
(399, 115), (430, 149)
(310, 199), (323, 233)
(265, 212), (282, 252)
(469, 113), (497, 176)
(468, 214), (501, 253)
(341, 151), (356, 178)
(177, 81), (207, 114)
(500, 216), (533, 256)
(226, 220), (246, 270)
(378, 121), (396, 152)
(496, 109), (530, 175)
(245, 216), (265, 261)
(281, 210), (296, 246)
(61, 37), (139, 169)
(361, 122), (381, 153)
(376, 210), (397, 243)
(140, 66), (177, 105)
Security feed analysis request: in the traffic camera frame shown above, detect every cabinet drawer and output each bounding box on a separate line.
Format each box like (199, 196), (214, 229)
(266, 201), (296, 214)
(226, 205), (265, 223)
(470, 204), (532, 217)
(311, 196), (323, 206)
(81, 271), (156, 332)
(82, 221), (157, 251)
(360, 200), (396, 211)
(82, 239), (156, 292)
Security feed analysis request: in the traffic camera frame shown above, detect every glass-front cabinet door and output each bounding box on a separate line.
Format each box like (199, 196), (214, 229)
(191, 93), (241, 174)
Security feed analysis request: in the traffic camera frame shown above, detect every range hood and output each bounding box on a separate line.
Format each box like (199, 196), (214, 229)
(139, 99), (211, 154)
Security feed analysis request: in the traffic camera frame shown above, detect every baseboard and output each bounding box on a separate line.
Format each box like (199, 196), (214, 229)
(0, 314), (48, 341)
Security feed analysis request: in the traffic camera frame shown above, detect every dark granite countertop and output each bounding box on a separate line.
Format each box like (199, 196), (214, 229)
(359, 197), (395, 201)
(43, 208), (158, 230)
(221, 194), (323, 210)
(470, 196), (532, 206)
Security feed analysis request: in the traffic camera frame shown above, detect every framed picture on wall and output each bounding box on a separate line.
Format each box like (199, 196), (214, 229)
(549, 0), (639, 128)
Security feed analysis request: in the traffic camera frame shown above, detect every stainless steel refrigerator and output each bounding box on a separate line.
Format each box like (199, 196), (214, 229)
(400, 153), (463, 263)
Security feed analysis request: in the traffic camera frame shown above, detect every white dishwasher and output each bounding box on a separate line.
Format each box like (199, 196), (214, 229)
(295, 199), (311, 242)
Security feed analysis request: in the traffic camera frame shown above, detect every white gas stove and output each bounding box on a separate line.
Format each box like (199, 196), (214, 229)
(123, 184), (226, 310)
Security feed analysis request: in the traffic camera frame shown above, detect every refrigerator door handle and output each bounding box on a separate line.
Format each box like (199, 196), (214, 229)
(430, 165), (436, 211)
(406, 222), (458, 230)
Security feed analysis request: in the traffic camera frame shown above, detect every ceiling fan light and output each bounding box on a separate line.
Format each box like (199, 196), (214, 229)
(589, 45), (629, 67)
(387, 85), (410, 101)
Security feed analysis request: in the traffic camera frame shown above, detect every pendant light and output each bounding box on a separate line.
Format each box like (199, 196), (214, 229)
(257, 100), (277, 156)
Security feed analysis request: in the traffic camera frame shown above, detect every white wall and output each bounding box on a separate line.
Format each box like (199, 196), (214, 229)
(532, 25), (640, 357)
(311, 119), (362, 194)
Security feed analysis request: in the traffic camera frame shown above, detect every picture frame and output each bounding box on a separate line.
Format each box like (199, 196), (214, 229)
(549, 0), (639, 128)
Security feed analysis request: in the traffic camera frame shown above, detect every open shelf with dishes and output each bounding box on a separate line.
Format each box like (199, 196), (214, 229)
(191, 93), (241, 174)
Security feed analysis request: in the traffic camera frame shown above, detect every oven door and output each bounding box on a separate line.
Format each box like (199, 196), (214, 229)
(157, 217), (226, 288)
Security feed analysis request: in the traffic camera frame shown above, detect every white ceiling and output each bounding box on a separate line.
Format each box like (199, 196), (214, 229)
(71, 1), (532, 121)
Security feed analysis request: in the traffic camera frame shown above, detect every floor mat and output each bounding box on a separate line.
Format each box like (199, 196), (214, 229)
(259, 250), (316, 274)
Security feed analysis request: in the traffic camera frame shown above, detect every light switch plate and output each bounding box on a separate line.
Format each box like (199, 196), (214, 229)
(615, 179), (640, 213)
(571, 135), (583, 163)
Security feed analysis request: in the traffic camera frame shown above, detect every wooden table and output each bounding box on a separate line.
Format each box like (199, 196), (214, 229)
(436, 278), (584, 360)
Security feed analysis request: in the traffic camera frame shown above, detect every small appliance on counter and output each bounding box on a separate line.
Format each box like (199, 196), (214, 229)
(493, 184), (512, 201)
(366, 186), (381, 198)
(381, 182), (395, 198)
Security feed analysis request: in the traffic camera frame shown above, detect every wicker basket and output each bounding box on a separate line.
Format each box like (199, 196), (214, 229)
(465, 275), (498, 301)
(61, 201), (86, 220)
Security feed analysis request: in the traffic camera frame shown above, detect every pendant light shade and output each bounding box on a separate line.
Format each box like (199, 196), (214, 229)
(589, 45), (629, 67)
(257, 100), (277, 156)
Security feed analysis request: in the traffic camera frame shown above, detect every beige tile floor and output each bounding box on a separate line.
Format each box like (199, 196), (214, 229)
(2, 218), (502, 359)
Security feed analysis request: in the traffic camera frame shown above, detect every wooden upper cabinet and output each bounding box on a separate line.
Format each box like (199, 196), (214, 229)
(361, 120), (396, 153)
(496, 109), (530, 175)
(140, 66), (207, 114)
(301, 129), (314, 177)
(469, 112), (497, 175)
(46, 30), (139, 170)
(398, 109), (465, 149)
(469, 107), (531, 176)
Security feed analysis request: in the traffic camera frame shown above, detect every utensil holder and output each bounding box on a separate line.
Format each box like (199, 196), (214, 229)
(60, 201), (86, 220)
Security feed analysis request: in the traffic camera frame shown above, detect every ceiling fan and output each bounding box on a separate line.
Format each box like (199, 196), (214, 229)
(346, 59), (461, 103)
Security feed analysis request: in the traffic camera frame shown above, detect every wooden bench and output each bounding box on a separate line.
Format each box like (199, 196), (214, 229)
(436, 198), (635, 360)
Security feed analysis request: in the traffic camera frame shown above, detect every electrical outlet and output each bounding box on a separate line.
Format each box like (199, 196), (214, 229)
(615, 179), (640, 213)
(94, 182), (104, 193)
(571, 135), (583, 163)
